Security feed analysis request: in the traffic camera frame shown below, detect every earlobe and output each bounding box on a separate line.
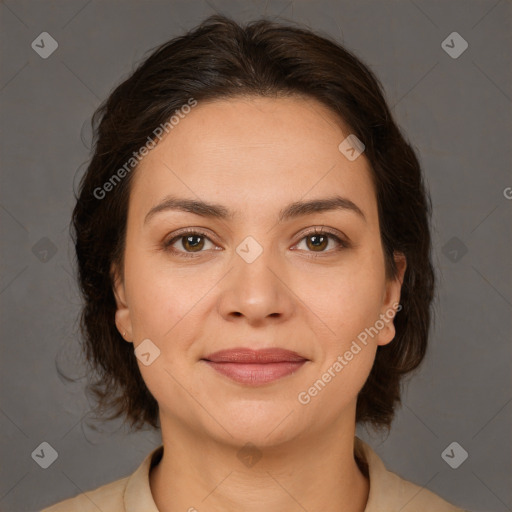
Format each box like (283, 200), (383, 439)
(115, 310), (133, 343)
(111, 263), (134, 343)
(377, 251), (407, 347)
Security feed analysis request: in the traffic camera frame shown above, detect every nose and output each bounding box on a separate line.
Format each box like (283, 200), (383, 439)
(216, 244), (295, 326)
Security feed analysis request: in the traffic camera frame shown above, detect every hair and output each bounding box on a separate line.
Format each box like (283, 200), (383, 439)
(71, 13), (435, 433)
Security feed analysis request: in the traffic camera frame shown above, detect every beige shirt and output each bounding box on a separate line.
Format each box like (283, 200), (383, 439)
(41, 436), (468, 511)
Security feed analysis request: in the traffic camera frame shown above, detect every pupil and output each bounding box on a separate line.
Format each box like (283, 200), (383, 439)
(184, 235), (203, 251)
(309, 235), (327, 250)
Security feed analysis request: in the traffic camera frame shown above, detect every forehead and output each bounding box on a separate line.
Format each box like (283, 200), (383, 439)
(130, 95), (378, 227)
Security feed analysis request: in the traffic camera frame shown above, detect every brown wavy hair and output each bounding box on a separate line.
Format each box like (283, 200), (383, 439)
(71, 14), (435, 433)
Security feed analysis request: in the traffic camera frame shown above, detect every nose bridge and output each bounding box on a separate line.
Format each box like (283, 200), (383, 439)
(234, 233), (279, 298)
(217, 233), (293, 322)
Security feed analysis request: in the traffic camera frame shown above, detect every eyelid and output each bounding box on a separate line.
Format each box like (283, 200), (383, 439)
(294, 226), (349, 245)
(164, 227), (217, 243)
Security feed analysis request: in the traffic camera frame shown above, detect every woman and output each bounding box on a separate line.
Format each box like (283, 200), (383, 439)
(42, 14), (468, 512)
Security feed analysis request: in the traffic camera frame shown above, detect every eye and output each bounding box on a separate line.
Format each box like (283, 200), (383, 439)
(162, 226), (349, 259)
(293, 227), (349, 255)
(163, 229), (218, 258)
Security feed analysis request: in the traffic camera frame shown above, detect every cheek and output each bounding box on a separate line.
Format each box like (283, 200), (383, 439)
(295, 340), (377, 430)
(123, 247), (202, 336)
(291, 253), (385, 334)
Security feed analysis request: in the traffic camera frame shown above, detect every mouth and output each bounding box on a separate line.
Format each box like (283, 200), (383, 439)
(201, 347), (308, 386)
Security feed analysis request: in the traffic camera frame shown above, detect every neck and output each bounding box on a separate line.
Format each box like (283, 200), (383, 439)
(150, 414), (369, 512)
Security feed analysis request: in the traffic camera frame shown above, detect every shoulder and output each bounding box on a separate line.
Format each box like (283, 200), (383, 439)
(40, 476), (128, 512)
(40, 445), (163, 512)
(384, 467), (467, 511)
(355, 437), (469, 512)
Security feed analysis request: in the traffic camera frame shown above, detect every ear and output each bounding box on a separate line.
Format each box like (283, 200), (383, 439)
(111, 262), (133, 343)
(376, 251), (407, 347)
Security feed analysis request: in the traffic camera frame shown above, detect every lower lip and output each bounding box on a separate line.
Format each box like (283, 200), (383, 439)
(203, 361), (307, 385)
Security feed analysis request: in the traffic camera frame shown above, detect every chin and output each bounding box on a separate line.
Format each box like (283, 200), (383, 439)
(206, 403), (305, 447)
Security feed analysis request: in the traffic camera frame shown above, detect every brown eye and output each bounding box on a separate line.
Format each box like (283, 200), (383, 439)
(305, 233), (329, 251)
(164, 230), (216, 257)
(181, 234), (205, 252)
(294, 228), (348, 255)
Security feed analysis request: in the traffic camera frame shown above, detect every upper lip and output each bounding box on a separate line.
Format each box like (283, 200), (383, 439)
(202, 348), (307, 363)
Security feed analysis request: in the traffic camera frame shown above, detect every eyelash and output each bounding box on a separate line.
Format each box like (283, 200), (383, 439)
(162, 227), (349, 259)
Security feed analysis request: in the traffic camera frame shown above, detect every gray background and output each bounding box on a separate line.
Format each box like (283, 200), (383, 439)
(0, 0), (511, 511)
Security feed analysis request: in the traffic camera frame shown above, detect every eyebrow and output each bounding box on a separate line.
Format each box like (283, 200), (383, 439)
(144, 194), (366, 225)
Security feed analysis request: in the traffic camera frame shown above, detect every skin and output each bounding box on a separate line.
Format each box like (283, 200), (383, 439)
(113, 95), (406, 512)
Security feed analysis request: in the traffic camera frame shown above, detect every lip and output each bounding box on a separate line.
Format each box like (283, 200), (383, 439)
(203, 348), (307, 363)
(201, 348), (308, 386)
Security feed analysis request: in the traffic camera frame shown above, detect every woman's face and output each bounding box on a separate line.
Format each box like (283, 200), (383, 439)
(113, 95), (406, 446)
